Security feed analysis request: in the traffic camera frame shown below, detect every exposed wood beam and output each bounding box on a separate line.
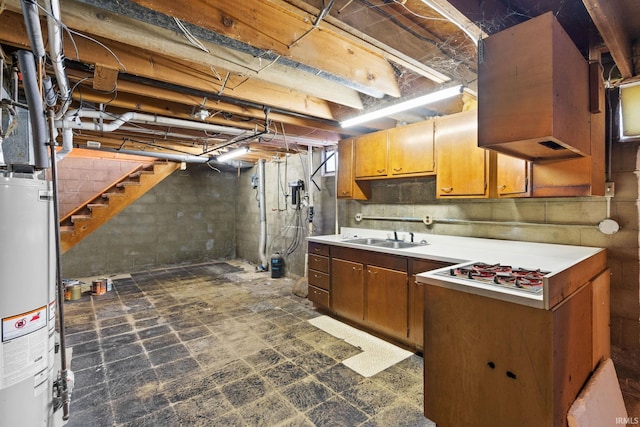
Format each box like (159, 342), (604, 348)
(0, 9), (346, 123)
(281, 0), (453, 83)
(414, 0), (487, 41)
(581, 0), (634, 78)
(67, 89), (344, 146)
(65, 69), (345, 136)
(124, 0), (401, 97)
(2, 0), (364, 111)
(93, 65), (119, 92)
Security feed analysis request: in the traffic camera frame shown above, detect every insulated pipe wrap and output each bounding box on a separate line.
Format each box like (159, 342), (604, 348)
(17, 50), (49, 169)
(20, 0), (46, 59)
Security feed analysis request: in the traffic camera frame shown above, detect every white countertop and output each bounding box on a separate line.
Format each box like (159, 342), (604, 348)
(308, 227), (606, 309)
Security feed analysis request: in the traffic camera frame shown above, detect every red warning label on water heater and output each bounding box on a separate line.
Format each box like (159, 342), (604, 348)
(2, 306), (47, 342)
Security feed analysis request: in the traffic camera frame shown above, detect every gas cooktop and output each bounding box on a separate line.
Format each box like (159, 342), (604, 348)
(435, 262), (549, 295)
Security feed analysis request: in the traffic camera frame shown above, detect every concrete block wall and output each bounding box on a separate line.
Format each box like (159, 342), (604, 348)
(61, 163), (237, 277)
(236, 150), (336, 278)
(54, 151), (154, 218)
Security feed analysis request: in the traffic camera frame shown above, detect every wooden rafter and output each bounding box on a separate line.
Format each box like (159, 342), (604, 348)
(581, 0), (634, 78)
(1, 0), (364, 111)
(126, 0), (401, 97)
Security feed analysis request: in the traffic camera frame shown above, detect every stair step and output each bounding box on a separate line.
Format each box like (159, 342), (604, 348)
(129, 170), (154, 178)
(87, 203), (108, 210)
(102, 192), (125, 199)
(116, 181), (141, 188)
(60, 225), (74, 233)
(71, 214), (92, 222)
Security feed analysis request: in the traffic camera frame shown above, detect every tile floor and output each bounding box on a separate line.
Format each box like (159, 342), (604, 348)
(63, 260), (433, 427)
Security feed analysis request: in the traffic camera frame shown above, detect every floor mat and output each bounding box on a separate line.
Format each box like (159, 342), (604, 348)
(309, 315), (413, 377)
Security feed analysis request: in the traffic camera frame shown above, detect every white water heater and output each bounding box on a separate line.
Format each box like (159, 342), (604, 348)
(0, 174), (58, 426)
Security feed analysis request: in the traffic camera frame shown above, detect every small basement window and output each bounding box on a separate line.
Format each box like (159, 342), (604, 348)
(322, 148), (336, 176)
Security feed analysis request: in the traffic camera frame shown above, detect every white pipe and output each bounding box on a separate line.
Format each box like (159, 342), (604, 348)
(56, 110), (248, 135)
(304, 146), (313, 278)
(89, 147), (210, 163)
(258, 159), (269, 269)
(55, 128), (73, 161)
(45, 0), (71, 120)
(55, 109), (255, 162)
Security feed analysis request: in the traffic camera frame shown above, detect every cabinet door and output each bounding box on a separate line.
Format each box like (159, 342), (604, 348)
(409, 259), (450, 349)
(337, 139), (370, 199)
(435, 110), (490, 198)
(424, 285), (553, 427)
(366, 265), (408, 339)
(354, 131), (388, 178)
(331, 258), (365, 322)
(388, 120), (435, 176)
(496, 153), (530, 197)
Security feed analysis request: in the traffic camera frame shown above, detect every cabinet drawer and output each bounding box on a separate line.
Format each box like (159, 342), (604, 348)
(309, 254), (330, 273)
(309, 242), (330, 256)
(410, 259), (451, 275)
(308, 285), (330, 307)
(308, 270), (330, 291)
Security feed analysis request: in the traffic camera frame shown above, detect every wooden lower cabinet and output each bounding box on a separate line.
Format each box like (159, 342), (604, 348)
(424, 281), (600, 427)
(331, 258), (365, 322)
(308, 243), (331, 309)
(365, 265), (408, 339)
(409, 259), (451, 350)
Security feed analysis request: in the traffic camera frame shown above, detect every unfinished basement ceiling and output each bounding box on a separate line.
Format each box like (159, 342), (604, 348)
(0, 0), (638, 163)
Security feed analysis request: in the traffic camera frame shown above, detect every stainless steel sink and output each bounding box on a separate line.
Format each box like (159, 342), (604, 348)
(343, 238), (427, 249)
(371, 240), (425, 249)
(343, 238), (388, 245)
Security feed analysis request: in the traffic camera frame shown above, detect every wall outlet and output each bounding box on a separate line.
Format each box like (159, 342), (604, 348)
(423, 215), (433, 225)
(605, 182), (615, 197)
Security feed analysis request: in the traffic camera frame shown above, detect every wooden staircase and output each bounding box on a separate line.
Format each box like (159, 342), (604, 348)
(59, 161), (180, 254)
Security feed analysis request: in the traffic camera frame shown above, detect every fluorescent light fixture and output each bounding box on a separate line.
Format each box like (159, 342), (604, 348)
(216, 146), (249, 162)
(340, 85), (464, 128)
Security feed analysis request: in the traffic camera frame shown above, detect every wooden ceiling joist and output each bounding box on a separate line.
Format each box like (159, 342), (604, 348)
(2, 0), (364, 111)
(123, 0), (402, 98)
(581, 0), (635, 78)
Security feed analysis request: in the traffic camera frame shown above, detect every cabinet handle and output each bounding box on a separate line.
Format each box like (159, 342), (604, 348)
(376, 169), (386, 174)
(368, 270), (377, 275)
(393, 167), (402, 172)
(440, 187), (453, 193)
(341, 191), (349, 196)
(353, 267), (362, 271)
(498, 184), (507, 191)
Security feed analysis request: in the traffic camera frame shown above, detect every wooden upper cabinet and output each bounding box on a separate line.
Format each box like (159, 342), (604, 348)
(496, 154), (530, 198)
(337, 139), (370, 200)
(388, 120), (436, 176)
(354, 131), (389, 178)
(436, 110), (490, 198)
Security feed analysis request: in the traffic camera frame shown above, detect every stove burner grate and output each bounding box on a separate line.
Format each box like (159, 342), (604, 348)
(440, 262), (548, 295)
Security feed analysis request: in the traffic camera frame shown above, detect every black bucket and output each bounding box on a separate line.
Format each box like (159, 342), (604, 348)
(270, 252), (284, 278)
